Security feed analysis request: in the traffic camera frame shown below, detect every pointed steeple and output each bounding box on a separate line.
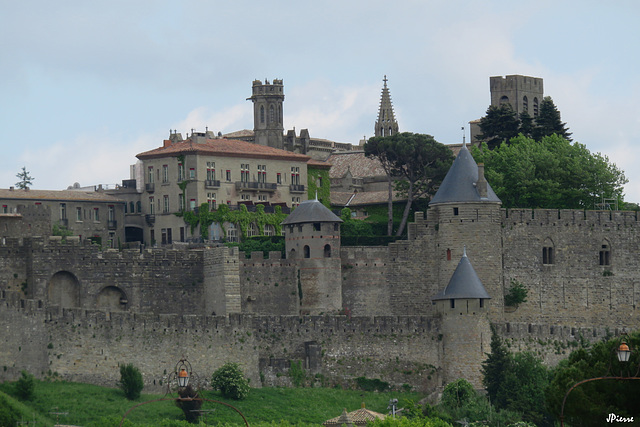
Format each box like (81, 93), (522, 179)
(374, 75), (399, 137)
(432, 249), (491, 301)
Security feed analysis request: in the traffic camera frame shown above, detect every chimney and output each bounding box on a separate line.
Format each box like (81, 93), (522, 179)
(476, 163), (488, 198)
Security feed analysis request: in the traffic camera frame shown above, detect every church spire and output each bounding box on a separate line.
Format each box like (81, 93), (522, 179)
(374, 75), (399, 137)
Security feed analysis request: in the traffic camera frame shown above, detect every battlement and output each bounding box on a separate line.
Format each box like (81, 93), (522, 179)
(239, 251), (287, 262)
(490, 75), (543, 91)
(503, 208), (639, 227)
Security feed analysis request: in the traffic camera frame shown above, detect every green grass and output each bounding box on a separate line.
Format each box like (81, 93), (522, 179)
(0, 379), (423, 426)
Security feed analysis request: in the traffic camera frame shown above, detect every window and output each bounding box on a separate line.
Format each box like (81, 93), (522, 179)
(178, 163), (185, 181)
(190, 199), (196, 211)
(600, 241), (611, 266)
(180, 227), (185, 242)
(2, 205), (7, 214)
(163, 195), (170, 213)
(324, 244), (331, 258)
(257, 194), (267, 202)
(207, 193), (216, 211)
(93, 208), (100, 222)
(277, 173), (281, 184)
(129, 202), (134, 213)
(542, 240), (554, 265)
(247, 223), (259, 237)
(523, 96), (529, 112)
(453, 207), (459, 216)
(108, 205), (115, 221)
(136, 201), (141, 213)
(76, 207), (82, 222)
(207, 162), (216, 181)
(162, 165), (169, 183)
(147, 166), (154, 183)
(227, 223), (238, 242)
(533, 97), (539, 117)
(60, 203), (67, 220)
(241, 194), (251, 201)
(291, 166), (300, 185)
(149, 197), (155, 214)
(313, 222), (321, 231)
(292, 196), (300, 207)
(189, 168), (195, 179)
(226, 170), (231, 182)
(179, 194), (185, 211)
(264, 224), (275, 236)
(241, 164), (250, 182)
(303, 245), (310, 258)
(260, 105), (265, 123)
(269, 105), (275, 123)
(257, 165), (266, 183)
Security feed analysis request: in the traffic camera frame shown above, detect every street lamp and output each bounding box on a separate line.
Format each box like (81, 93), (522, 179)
(560, 334), (640, 426)
(175, 359), (191, 389)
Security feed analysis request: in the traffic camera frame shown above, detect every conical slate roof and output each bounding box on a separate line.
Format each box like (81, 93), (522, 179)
(281, 198), (343, 225)
(429, 144), (500, 205)
(432, 249), (492, 301)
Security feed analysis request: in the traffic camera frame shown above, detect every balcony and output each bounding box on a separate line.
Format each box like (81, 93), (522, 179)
(145, 183), (155, 192)
(289, 184), (305, 193)
(107, 220), (117, 230)
(205, 179), (221, 189)
(235, 181), (277, 192)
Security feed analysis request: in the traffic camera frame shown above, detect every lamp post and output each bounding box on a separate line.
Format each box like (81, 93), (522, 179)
(559, 336), (640, 426)
(119, 358), (249, 427)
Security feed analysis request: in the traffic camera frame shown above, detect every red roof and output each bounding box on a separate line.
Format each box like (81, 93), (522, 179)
(137, 138), (311, 162)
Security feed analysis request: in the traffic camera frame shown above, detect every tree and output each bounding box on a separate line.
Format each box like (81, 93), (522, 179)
(364, 136), (399, 235)
(546, 331), (640, 427)
(14, 370), (35, 400)
(476, 104), (520, 149)
(15, 166), (34, 189)
(211, 362), (249, 400)
(517, 111), (535, 138)
(118, 363), (144, 400)
(471, 134), (627, 209)
(532, 96), (572, 141)
(481, 327), (510, 407)
(366, 133), (453, 237)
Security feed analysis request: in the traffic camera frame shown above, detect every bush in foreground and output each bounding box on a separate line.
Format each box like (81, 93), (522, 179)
(211, 362), (250, 400)
(119, 363), (144, 400)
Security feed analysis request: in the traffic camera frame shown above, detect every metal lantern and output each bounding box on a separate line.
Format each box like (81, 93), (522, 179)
(617, 342), (631, 363)
(178, 367), (189, 388)
(175, 358), (192, 389)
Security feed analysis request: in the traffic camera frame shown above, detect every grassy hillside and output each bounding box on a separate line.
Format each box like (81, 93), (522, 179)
(0, 379), (423, 426)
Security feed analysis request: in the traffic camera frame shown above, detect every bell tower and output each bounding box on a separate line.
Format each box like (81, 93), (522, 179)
(249, 79), (285, 149)
(374, 75), (399, 137)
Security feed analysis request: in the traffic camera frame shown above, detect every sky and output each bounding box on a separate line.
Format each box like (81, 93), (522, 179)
(2, 1), (640, 202)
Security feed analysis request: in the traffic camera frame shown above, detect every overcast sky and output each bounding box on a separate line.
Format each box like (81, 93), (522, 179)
(2, 1), (640, 202)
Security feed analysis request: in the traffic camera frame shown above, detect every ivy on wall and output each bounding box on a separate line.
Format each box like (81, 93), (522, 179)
(177, 203), (288, 241)
(307, 166), (331, 207)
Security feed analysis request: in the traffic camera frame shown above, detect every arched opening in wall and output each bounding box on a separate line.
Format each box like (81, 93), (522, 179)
(136, 201), (142, 213)
(389, 127), (393, 136)
(523, 96), (529, 112)
(269, 105), (275, 123)
(260, 106), (265, 123)
(247, 222), (259, 238)
(380, 127), (384, 136)
(96, 286), (128, 312)
(288, 248), (296, 259)
(129, 201), (135, 213)
(264, 224), (275, 236)
(47, 271), (81, 308)
(304, 245), (310, 258)
(600, 240), (611, 266)
(542, 238), (555, 265)
(324, 244), (331, 258)
(500, 96), (510, 106)
(125, 226), (143, 243)
(533, 98), (539, 116)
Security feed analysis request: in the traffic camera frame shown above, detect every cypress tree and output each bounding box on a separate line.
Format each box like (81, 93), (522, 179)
(533, 96), (572, 141)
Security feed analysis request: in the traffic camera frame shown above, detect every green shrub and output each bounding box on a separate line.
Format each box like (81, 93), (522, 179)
(0, 393), (20, 425)
(355, 376), (389, 392)
(211, 362), (250, 400)
(504, 279), (528, 307)
(119, 363), (144, 400)
(15, 370), (35, 400)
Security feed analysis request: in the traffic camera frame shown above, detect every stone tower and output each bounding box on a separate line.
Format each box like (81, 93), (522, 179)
(428, 144), (503, 314)
(281, 197), (343, 315)
(249, 79), (285, 149)
(490, 75), (543, 117)
(374, 75), (399, 137)
(432, 249), (492, 388)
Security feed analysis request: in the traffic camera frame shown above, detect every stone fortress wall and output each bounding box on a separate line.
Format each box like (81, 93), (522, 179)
(2, 203), (640, 392)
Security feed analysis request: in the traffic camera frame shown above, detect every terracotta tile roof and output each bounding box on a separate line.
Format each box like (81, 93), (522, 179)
(223, 129), (254, 138)
(308, 158), (332, 169)
(0, 188), (124, 203)
(331, 190), (405, 207)
(326, 151), (387, 179)
(137, 138), (311, 162)
(323, 406), (386, 426)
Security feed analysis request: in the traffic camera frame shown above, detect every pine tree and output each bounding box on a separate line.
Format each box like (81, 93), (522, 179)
(476, 104), (520, 149)
(15, 166), (34, 189)
(481, 326), (510, 408)
(518, 111), (535, 138)
(533, 96), (572, 141)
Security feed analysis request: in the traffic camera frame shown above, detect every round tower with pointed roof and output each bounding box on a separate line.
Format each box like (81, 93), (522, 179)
(282, 197), (343, 314)
(432, 248), (492, 388)
(428, 143), (503, 313)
